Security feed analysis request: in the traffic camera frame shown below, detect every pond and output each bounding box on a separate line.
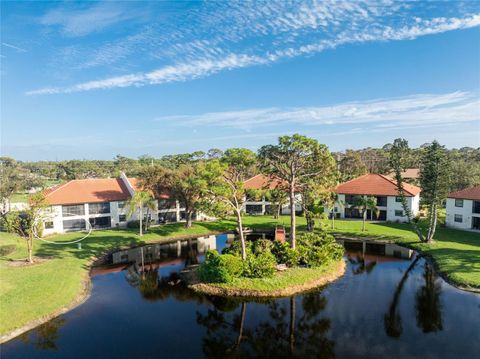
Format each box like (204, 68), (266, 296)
(2, 234), (479, 358)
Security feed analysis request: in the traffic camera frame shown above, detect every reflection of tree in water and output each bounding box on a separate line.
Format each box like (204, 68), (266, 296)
(415, 262), (443, 333)
(384, 256), (420, 338)
(196, 291), (334, 358)
(19, 317), (66, 351)
(348, 254), (377, 275)
(125, 263), (208, 303)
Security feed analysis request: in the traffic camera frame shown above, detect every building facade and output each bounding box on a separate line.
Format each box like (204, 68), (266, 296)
(42, 173), (209, 235)
(445, 186), (480, 231)
(242, 174), (302, 215)
(334, 174), (421, 223)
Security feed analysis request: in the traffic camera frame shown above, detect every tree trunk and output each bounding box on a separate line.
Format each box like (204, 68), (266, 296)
(427, 204), (438, 243)
(332, 212), (335, 230)
(185, 210), (193, 228)
(426, 203), (435, 242)
(139, 206), (143, 236)
(235, 209), (247, 261)
(289, 183), (296, 249)
(235, 302), (246, 350)
(289, 296), (296, 355)
(362, 210), (366, 232)
(275, 203), (281, 219)
(27, 235), (33, 263)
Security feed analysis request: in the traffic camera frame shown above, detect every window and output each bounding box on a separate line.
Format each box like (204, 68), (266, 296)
(119, 214), (127, 222)
(89, 216), (111, 228)
(474, 201), (480, 214)
(395, 196), (402, 203)
(454, 199), (463, 207)
(88, 202), (110, 215)
(376, 196), (387, 207)
(44, 221), (53, 229)
(117, 201), (125, 209)
(62, 204), (85, 217)
(395, 210), (404, 217)
(63, 219), (86, 231)
(158, 199), (177, 210)
(454, 214), (463, 223)
(345, 195), (359, 205)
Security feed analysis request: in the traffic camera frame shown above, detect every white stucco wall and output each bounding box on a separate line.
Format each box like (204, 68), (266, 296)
(243, 194), (302, 215)
(445, 198), (479, 230)
(333, 194), (420, 223)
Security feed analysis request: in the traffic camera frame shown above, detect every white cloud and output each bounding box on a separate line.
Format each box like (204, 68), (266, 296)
(39, 2), (146, 37)
(154, 91), (480, 131)
(28, 1), (480, 95)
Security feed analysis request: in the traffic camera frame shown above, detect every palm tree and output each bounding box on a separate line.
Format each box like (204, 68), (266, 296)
(125, 191), (156, 236)
(353, 195), (378, 231)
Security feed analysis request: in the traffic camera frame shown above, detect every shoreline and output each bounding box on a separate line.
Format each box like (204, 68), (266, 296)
(0, 230), (224, 344)
(187, 260), (346, 298)
(1, 228), (477, 343)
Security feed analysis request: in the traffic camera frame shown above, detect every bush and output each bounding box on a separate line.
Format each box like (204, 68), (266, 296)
(199, 250), (243, 283)
(271, 241), (299, 267)
(296, 232), (344, 268)
(243, 251), (276, 278)
(127, 220), (140, 229)
(0, 244), (16, 257)
(252, 239), (273, 255)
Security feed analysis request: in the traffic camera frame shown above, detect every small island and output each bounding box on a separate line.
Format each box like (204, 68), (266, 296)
(184, 232), (346, 297)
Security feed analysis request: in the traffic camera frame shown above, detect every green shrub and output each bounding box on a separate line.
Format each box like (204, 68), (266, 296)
(0, 244), (16, 256)
(199, 250), (244, 283)
(243, 251), (276, 278)
(271, 241), (299, 267)
(296, 232), (344, 267)
(127, 220), (140, 229)
(252, 239), (273, 255)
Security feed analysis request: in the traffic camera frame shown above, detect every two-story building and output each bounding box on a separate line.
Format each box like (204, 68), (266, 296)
(445, 186), (480, 231)
(42, 173), (208, 235)
(334, 174), (421, 222)
(242, 174), (302, 215)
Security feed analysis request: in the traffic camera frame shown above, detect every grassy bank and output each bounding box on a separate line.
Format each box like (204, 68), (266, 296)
(0, 220), (238, 338)
(240, 215), (480, 288)
(1, 215), (479, 339)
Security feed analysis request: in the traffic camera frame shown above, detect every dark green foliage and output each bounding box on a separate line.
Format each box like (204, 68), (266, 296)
(252, 239), (273, 255)
(271, 241), (299, 266)
(199, 251), (244, 283)
(127, 220), (140, 229)
(296, 232), (344, 268)
(199, 250), (241, 284)
(0, 244), (16, 256)
(242, 251), (276, 278)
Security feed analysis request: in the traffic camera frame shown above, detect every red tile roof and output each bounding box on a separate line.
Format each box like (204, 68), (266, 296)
(335, 174), (421, 197)
(448, 186), (480, 201)
(244, 174), (288, 190)
(45, 178), (132, 205)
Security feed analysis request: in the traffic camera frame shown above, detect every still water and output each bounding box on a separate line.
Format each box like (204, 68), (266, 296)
(2, 234), (479, 358)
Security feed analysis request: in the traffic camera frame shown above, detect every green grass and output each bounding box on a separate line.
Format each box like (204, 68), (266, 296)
(1, 214), (479, 338)
(215, 263), (339, 292)
(10, 193), (29, 203)
(0, 220), (238, 337)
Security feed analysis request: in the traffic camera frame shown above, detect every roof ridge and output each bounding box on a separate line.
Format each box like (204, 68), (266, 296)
(44, 180), (72, 197)
(378, 173), (417, 196)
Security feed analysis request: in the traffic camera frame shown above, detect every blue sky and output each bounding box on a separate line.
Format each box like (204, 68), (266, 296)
(1, 1), (479, 161)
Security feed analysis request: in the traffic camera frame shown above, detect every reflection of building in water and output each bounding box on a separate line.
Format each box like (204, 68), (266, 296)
(111, 235), (217, 265)
(339, 239), (413, 260)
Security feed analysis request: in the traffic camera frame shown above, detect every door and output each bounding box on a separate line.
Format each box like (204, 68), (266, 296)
(472, 216), (480, 230)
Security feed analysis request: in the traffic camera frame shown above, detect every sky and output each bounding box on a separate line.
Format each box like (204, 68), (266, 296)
(1, 0), (479, 161)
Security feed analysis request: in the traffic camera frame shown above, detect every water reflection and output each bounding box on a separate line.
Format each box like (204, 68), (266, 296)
(415, 262), (443, 333)
(384, 256), (421, 338)
(3, 234), (479, 359)
(196, 292), (334, 358)
(18, 318), (65, 351)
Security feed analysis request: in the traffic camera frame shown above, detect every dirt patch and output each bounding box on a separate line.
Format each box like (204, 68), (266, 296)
(187, 260), (346, 298)
(6, 257), (54, 267)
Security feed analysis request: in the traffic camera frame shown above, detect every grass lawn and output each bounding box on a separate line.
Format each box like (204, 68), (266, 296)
(1, 215), (479, 338)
